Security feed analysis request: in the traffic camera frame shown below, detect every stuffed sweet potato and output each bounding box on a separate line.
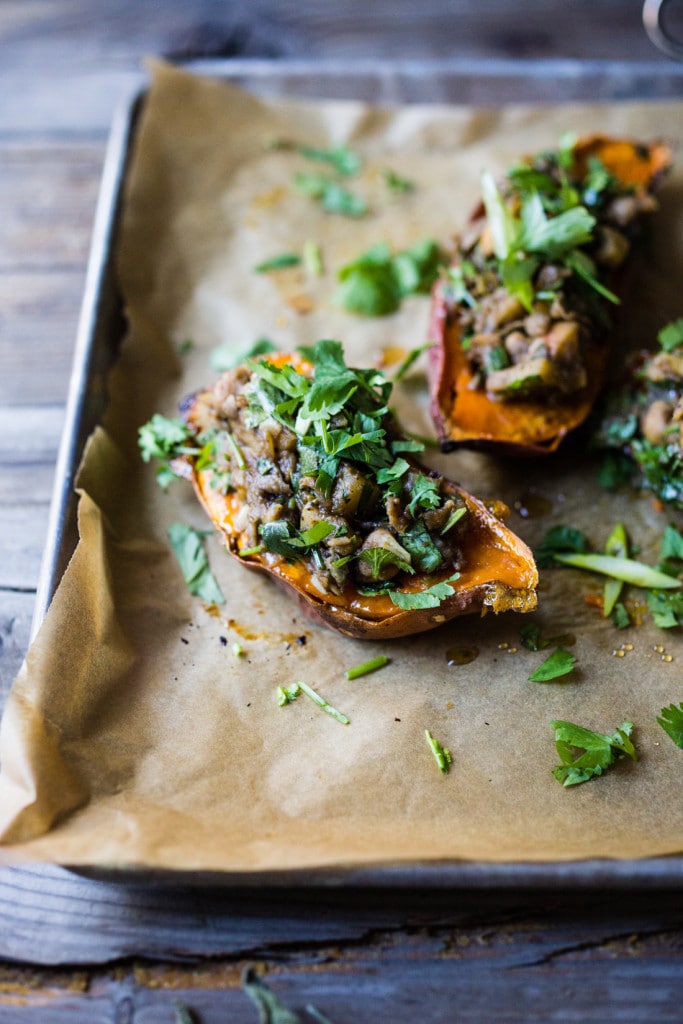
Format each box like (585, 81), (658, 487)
(141, 341), (538, 639)
(429, 134), (672, 455)
(593, 318), (683, 508)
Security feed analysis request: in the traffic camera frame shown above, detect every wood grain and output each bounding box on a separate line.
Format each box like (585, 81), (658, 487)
(0, 2), (681, 1020)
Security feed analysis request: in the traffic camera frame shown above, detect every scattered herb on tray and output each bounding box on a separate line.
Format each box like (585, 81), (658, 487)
(657, 703), (683, 749)
(425, 729), (452, 774)
(345, 655), (390, 680)
(254, 252), (302, 273)
(528, 647), (576, 682)
(551, 719), (637, 787)
(167, 523), (224, 605)
(335, 239), (445, 316)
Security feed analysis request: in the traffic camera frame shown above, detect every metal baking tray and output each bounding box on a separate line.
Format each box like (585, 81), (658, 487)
(36, 58), (683, 888)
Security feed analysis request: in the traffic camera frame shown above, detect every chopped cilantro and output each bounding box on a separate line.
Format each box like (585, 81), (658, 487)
(405, 473), (441, 518)
(519, 623), (575, 651)
(657, 702), (683, 748)
(254, 252), (301, 273)
(167, 523), (224, 605)
(138, 414), (197, 463)
(610, 602), (631, 629)
(534, 525), (589, 568)
(382, 168), (415, 192)
(335, 239), (445, 317)
(399, 522), (443, 574)
(425, 729), (452, 774)
(658, 317), (683, 352)
(528, 647), (576, 682)
(389, 572), (460, 610)
(647, 589), (683, 628)
(297, 143), (361, 176)
(358, 547), (413, 580)
(294, 172), (367, 217)
(551, 719), (637, 787)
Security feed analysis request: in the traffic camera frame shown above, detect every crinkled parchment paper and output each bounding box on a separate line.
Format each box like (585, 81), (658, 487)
(1, 62), (682, 871)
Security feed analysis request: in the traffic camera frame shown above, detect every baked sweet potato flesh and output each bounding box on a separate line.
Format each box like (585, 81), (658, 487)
(175, 345), (538, 640)
(429, 135), (672, 455)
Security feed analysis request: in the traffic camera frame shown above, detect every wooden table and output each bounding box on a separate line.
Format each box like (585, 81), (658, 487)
(1, 3), (682, 1020)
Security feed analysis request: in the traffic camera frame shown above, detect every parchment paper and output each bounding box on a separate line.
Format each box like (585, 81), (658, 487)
(1, 61), (682, 871)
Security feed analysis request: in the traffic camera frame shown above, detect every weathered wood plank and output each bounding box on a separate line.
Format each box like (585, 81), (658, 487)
(0, 141), (103, 270)
(0, 271), (84, 404)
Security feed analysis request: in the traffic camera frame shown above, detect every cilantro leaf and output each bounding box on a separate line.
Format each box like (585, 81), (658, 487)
(647, 589), (683, 628)
(660, 523), (683, 562)
(167, 523), (224, 604)
(529, 647), (576, 682)
(534, 525), (590, 568)
(657, 702), (683, 748)
(297, 143), (362, 177)
(335, 240), (444, 317)
(400, 521), (443, 574)
(382, 168), (415, 192)
(138, 414), (195, 463)
(389, 572), (460, 610)
(551, 719), (637, 787)
(294, 172), (367, 217)
(611, 602), (631, 629)
(254, 252), (301, 273)
(658, 317), (683, 352)
(405, 473), (441, 518)
(519, 194), (595, 258)
(358, 547), (413, 580)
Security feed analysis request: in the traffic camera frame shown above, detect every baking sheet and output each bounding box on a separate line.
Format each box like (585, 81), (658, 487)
(1, 60), (682, 880)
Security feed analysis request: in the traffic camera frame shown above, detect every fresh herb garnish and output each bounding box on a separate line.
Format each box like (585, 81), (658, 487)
(294, 172), (367, 217)
(289, 681), (350, 725)
(551, 719), (637, 787)
(534, 525), (590, 568)
(336, 239), (445, 317)
(345, 655), (390, 680)
(528, 647), (576, 682)
(425, 729), (452, 774)
(389, 572), (460, 610)
(277, 683), (301, 706)
(610, 602), (631, 629)
(658, 317), (683, 352)
(296, 143), (362, 176)
(382, 168), (415, 193)
(138, 414), (197, 463)
(657, 702), (683, 748)
(167, 523), (224, 604)
(519, 623), (575, 651)
(254, 252), (302, 273)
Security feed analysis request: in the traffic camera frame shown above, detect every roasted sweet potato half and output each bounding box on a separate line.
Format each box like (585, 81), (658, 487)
(142, 342), (538, 639)
(429, 134), (672, 455)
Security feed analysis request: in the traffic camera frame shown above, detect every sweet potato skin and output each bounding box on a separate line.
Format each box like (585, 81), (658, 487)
(429, 135), (672, 456)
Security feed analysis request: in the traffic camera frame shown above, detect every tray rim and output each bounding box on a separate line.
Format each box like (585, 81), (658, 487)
(31, 57), (683, 888)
